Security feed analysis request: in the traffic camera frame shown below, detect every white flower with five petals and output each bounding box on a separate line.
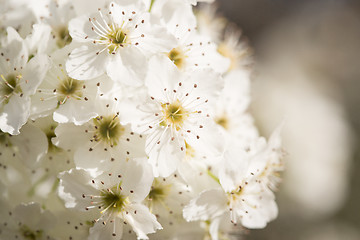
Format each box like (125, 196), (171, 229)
(66, 0), (176, 85)
(0, 27), (49, 135)
(59, 159), (161, 240)
(121, 55), (224, 177)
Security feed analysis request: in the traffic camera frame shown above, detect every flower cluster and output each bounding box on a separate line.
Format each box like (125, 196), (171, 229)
(0, 0), (284, 239)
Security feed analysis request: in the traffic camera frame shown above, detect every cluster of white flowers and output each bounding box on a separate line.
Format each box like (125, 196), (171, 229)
(0, 0), (284, 239)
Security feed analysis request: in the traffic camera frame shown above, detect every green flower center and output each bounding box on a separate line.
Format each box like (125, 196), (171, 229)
(100, 186), (129, 213)
(168, 47), (186, 69)
(55, 25), (72, 48)
(93, 115), (124, 146)
(104, 26), (129, 53)
(1, 74), (22, 99)
(20, 225), (43, 240)
(58, 77), (83, 102)
(109, 29), (127, 45)
(148, 186), (167, 202)
(147, 179), (171, 211)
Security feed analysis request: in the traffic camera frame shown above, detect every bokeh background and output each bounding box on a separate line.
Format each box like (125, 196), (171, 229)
(216, 0), (360, 239)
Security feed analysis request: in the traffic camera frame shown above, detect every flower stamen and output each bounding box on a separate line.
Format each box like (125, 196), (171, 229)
(93, 115), (125, 146)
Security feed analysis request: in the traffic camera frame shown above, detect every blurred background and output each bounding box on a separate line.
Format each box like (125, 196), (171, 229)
(216, 0), (360, 239)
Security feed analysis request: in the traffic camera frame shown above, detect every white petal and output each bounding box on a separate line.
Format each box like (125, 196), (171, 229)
(185, 119), (224, 159)
(222, 69), (251, 114)
(183, 189), (227, 221)
(186, 39), (230, 74)
(13, 202), (56, 231)
(68, 15), (97, 43)
(11, 123), (48, 168)
(178, 161), (220, 194)
(53, 99), (97, 125)
(66, 45), (107, 80)
(119, 158), (154, 202)
(219, 142), (250, 193)
(237, 189), (278, 229)
(25, 23), (52, 54)
(124, 203), (162, 239)
(20, 54), (50, 95)
(74, 142), (111, 170)
(72, 0), (107, 16)
(209, 216), (222, 240)
(52, 122), (88, 151)
(0, 95), (30, 135)
(145, 55), (181, 102)
(106, 47), (146, 86)
(5, 27), (28, 69)
(89, 218), (124, 240)
(146, 130), (185, 177)
(109, 1), (146, 26)
(58, 168), (98, 210)
(30, 92), (58, 120)
(268, 122), (284, 151)
(6, 27), (24, 44)
(187, 69), (224, 105)
(113, 0), (145, 10)
(160, 0), (196, 30)
(136, 24), (177, 54)
(117, 125), (147, 159)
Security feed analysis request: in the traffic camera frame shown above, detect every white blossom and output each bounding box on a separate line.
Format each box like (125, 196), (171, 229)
(66, 0), (176, 85)
(0, 28), (49, 134)
(0, 202), (56, 240)
(59, 159), (161, 239)
(53, 98), (146, 173)
(165, 25), (230, 74)
(121, 55), (224, 177)
(31, 48), (103, 125)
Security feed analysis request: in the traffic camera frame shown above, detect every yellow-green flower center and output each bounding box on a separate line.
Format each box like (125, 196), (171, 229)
(58, 77), (83, 102)
(104, 26), (129, 53)
(55, 25), (72, 48)
(1, 74), (22, 97)
(160, 100), (189, 130)
(168, 47), (186, 69)
(100, 186), (129, 213)
(215, 115), (229, 130)
(146, 179), (172, 211)
(20, 225), (43, 240)
(227, 186), (244, 206)
(93, 115), (124, 146)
